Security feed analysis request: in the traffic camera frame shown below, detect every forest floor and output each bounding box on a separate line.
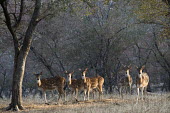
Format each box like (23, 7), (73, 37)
(0, 92), (170, 113)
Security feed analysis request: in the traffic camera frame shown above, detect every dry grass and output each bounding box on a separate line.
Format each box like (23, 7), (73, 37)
(0, 93), (170, 113)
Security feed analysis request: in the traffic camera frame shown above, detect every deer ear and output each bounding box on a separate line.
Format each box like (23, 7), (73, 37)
(40, 72), (43, 75)
(128, 64), (131, 67)
(135, 65), (138, 69)
(128, 64), (132, 69)
(122, 64), (126, 67)
(71, 71), (74, 74)
(141, 65), (145, 70)
(121, 64), (127, 70)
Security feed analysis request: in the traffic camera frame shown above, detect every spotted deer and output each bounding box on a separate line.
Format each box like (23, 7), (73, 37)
(83, 68), (104, 100)
(34, 72), (66, 103)
(65, 69), (91, 101)
(136, 65), (149, 101)
(118, 65), (133, 98)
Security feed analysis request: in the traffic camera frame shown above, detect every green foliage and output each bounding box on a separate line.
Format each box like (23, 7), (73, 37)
(134, 0), (170, 39)
(135, 0), (168, 20)
(40, 0), (71, 18)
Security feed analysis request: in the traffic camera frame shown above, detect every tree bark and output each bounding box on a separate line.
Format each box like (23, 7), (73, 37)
(7, 52), (27, 111)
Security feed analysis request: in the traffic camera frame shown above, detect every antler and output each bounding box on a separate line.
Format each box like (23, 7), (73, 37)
(71, 71), (74, 75)
(135, 65), (138, 69)
(85, 68), (88, 71)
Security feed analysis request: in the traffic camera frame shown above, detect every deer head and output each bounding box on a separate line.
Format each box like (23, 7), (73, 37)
(136, 65), (145, 80)
(121, 64), (131, 76)
(65, 71), (74, 85)
(82, 68), (88, 83)
(34, 72), (43, 86)
(136, 65), (145, 74)
(126, 64), (132, 75)
(140, 65), (145, 73)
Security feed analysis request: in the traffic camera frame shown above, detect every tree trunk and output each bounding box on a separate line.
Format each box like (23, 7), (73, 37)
(1, 0), (41, 111)
(6, 49), (28, 111)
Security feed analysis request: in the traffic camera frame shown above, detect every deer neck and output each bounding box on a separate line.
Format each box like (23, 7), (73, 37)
(67, 74), (72, 85)
(68, 80), (71, 85)
(68, 79), (72, 85)
(137, 71), (143, 79)
(82, 74), (86, 83)
(126, 70), (130, 76)
(140, 69), (143, 74)
(37, 78), (41, 87)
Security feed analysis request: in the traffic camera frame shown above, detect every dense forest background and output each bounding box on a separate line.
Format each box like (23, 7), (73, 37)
(0, 0), (170, 98)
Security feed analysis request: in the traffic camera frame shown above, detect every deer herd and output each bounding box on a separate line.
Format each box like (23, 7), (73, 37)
(34, 65), (149, 104)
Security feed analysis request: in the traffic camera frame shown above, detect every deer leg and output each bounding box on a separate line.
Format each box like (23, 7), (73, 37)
(58, 94), (61, 102)
(75, 88), (78, 100)
(87, 88), (90, 101)
(119, 87), (123, 98)
(84, 89), (87, 101)
(43, 91), (48, 104)
(64, 90), (66, 101)
(61, 88), (66, 101)
(119, 87), (121, 97)
(98, 86), (103, 100)
(57, 88), (64, 102)
(70, 90), (74, 101)
(144, 86), (147, 95)
(92, 89), (95, 99)
(129, 85), (132, 95)
(51, 90), (54, 98)
(101, 89), (103, 100)
(141, 87), (144, 100)
(87, 85), (91, 101)
(137, 87), (140, 101)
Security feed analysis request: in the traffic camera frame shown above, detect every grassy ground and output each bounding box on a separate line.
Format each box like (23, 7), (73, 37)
(0, 93), (170, 113)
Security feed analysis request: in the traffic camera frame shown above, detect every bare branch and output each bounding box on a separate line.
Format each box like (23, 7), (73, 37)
(30, 46), (56, 77)
(1, 1), (20, 52)
(13, 0), (25, 28)
(36, 13), (53, 23)
(21, 0), (41, 52)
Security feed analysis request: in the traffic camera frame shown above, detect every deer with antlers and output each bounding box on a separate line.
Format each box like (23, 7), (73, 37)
(136, 65), (149, 101)
(118, 65), (133, 98)
(34, 72), (66, 104)
(65, 69), (91, 101)
(83, 68), (104, 100)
